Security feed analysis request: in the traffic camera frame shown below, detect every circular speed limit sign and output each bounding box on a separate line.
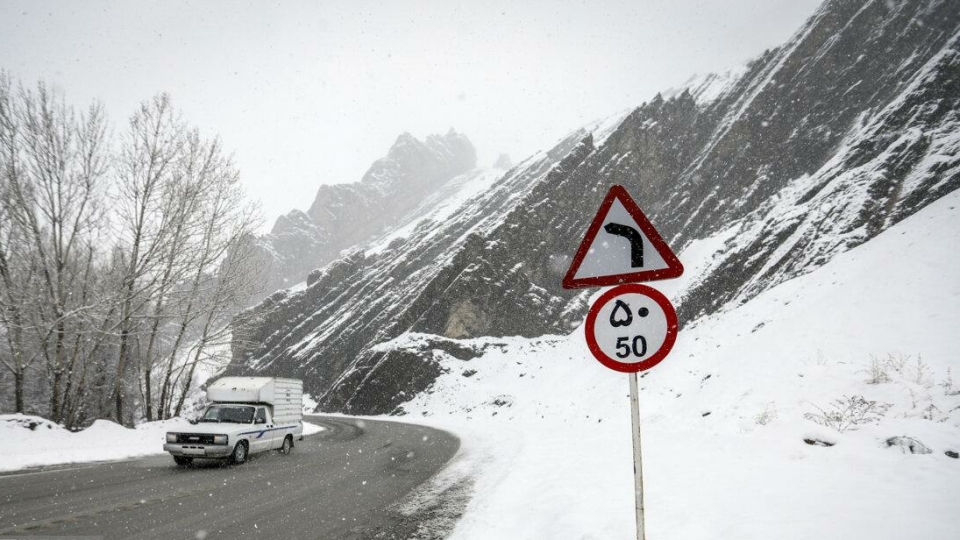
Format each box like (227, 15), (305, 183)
(585, 284), (679, 373)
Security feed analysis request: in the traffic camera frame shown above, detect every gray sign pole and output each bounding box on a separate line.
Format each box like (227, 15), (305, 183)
(629, 371), (646, 540)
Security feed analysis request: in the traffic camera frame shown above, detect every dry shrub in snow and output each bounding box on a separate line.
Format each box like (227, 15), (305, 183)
(863, 355), (892, 385)
(804, 395), (891, 433)
(754, 403), (778, 426)
(883, 353), (911, 373)
(907, 356), (935, 388)
(864, 353), (934, 386)
(941, 367), (960, 396)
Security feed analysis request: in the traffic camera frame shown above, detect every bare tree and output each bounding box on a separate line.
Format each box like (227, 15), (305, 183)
(152, 131), (262, 419)
(173, 193), (262, 417)
(0, 79), (261, 428)
(112, 93), (185, 424)
(137, 147), (205, 421)
(0, 71), (38, 412)
(0, 75), (109, 421)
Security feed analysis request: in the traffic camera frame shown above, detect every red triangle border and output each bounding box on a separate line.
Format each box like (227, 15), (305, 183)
(561, 185), (684, 289)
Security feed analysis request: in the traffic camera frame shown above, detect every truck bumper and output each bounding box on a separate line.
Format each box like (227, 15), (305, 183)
(164, 443), (232, 458)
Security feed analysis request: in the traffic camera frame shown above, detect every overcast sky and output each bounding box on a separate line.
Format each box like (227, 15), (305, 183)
(1, 0), (822, 230)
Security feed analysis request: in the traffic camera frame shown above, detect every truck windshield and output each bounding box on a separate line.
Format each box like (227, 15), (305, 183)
(199, 405), (255, 423)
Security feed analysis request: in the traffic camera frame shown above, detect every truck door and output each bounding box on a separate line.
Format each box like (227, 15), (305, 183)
(265, 407), (283, 449)
(250, 407), (271, 453)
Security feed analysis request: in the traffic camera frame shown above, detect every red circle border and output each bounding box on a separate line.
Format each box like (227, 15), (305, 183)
(584, 284), (679, 373)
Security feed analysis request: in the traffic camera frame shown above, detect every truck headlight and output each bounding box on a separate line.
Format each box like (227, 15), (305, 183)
(166, 433), (177, 443)
(214, 434), (228, 445)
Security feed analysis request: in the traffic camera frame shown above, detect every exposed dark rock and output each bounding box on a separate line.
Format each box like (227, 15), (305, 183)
(227, 0), (960, 416)
(885, 436), (933, 455)
(804, 438), (836, 447)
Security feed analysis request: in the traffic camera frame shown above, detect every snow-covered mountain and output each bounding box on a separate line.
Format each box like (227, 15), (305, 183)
(227, 0), (960, 418)
(227, 122), (622, 409)
(399, 184), (960, 540)
(245, 130), (476, 301)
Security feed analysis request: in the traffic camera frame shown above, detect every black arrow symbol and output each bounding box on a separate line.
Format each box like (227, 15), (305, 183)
(604, 222), (644, 268)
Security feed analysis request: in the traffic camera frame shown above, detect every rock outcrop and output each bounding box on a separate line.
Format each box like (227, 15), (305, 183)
(246, 130), (476, 301)
(228, 0), (960, 415)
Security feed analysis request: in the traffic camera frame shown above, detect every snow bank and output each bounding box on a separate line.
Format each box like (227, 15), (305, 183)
(303, 420), (325, 436)
(0, 414), (326, 472)
(0, 415), (189, 472)
(399, 189), (960, 539)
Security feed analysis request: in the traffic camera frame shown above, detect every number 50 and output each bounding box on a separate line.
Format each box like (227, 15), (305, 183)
(615, 336), (647, 358)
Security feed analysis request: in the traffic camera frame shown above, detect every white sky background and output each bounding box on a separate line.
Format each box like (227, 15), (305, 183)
(1, 0), (822, 231)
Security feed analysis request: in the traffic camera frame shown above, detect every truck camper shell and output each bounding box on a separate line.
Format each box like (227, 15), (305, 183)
(206, 377), (302, 425)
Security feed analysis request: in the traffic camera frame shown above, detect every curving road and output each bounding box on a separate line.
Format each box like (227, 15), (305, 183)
(0, 415), (460, 540)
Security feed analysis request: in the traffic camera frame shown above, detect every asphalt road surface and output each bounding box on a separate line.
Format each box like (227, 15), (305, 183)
(0, 415), (460, 540)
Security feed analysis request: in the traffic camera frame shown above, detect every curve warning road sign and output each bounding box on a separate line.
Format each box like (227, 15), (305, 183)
(562, 185), (683, 289)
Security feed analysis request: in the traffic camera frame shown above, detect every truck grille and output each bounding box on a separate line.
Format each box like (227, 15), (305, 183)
(175, 433), (216, 445)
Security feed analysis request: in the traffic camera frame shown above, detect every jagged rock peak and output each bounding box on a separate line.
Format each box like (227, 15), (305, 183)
(269, 209), (321, 236)
(243, 129), (478, 306)
(361, 130), (477, 187)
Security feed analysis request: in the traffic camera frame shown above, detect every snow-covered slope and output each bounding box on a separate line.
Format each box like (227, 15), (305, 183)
(669, 0), (960, 320)
(227, 0), (960, 418)
(663, 65), (747, 105)
(363, 168), (505, 257)
(397, 188), (960, 539)
(227, 120), (627, 412)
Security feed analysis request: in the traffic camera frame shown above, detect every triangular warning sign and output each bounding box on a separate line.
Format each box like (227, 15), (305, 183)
(562, 185), (684, 289)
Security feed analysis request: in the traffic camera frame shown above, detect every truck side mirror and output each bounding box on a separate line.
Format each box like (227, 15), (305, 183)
(255, 417), (266, 424)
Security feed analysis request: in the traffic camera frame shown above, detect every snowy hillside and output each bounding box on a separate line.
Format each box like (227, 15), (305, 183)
(396, 188), (960, 540)
(226, 0), (960, 419)
(227, 119), (627, 411)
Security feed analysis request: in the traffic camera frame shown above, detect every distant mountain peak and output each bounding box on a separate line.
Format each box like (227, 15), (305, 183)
(243, 130), (478, 304)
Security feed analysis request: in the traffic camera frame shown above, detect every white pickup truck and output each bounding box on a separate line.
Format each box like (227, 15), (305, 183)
(164, 377), (304, 466)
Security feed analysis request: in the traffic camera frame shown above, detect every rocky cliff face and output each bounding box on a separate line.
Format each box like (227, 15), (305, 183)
(227, 126), (605, 411)
(228, 0), (960, 414)
(246, 130), (476, 299)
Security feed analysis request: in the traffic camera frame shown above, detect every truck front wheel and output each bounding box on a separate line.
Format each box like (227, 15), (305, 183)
(231, 441), (248, 464)
(173, 456), (193, 466)
(280, 435), (293, 455)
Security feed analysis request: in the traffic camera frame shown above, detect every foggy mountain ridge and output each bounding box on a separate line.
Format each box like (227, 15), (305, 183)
(226, 0), (960, 415)
(245, 129), (477, 303)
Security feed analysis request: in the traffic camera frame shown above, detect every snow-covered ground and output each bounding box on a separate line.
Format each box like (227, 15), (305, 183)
(0, 414), (326, 472)
(396, 189), (960, 539)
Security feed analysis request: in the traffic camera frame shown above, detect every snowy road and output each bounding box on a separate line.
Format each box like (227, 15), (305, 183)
(0, 415), (460, 539)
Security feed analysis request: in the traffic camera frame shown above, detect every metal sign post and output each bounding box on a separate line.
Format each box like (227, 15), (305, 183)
(583, 283), (677, 540)
(563, 185), (685, 540)
(629, 371), (646, 540)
